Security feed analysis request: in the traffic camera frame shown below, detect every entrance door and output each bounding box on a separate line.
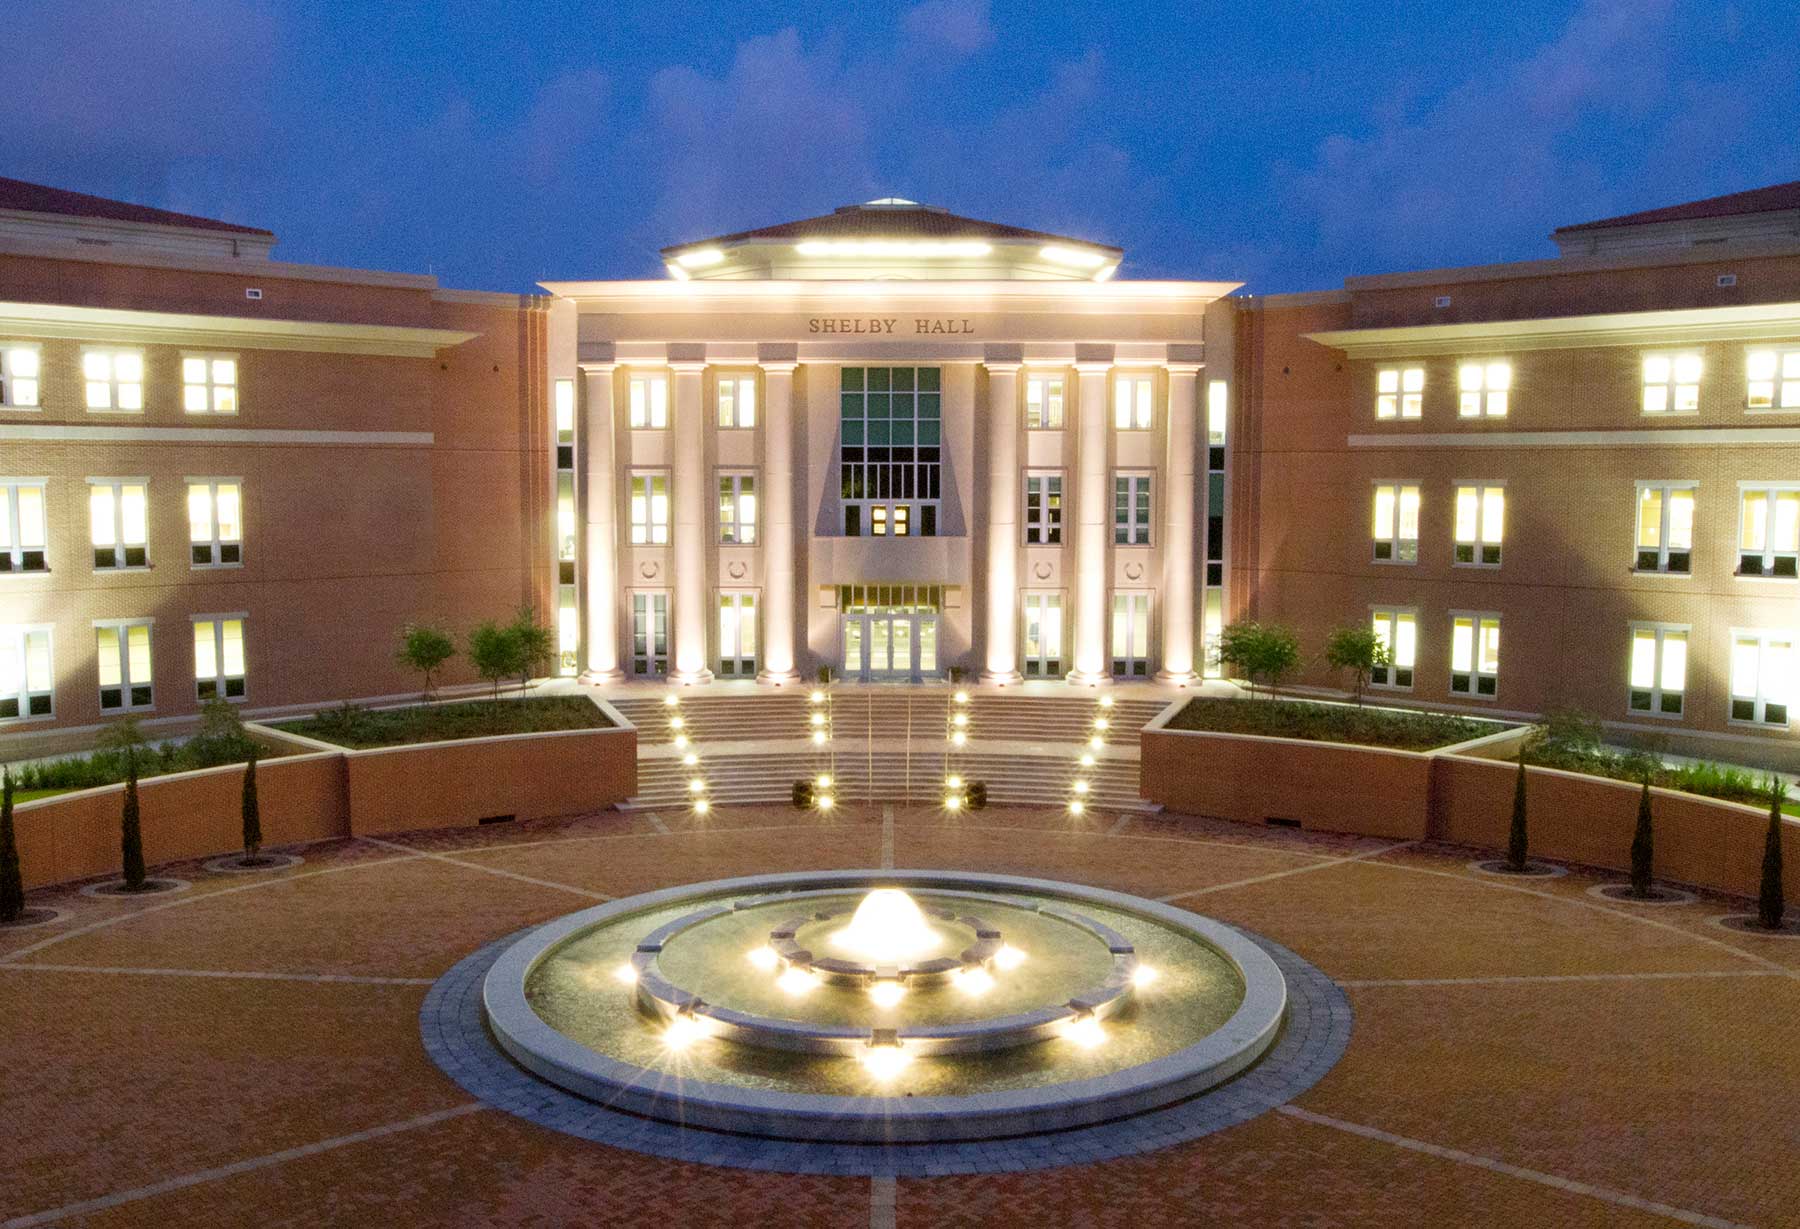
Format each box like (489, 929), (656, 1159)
(1111, 592), (1151, 678)
(718, 592), (758, 677)
(631, 592), (668, 677)
(1023, 592), (1063, 678)
(841, 613), (940, 681)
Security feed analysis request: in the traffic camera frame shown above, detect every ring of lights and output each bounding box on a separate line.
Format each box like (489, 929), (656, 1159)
(483, 870), (1287, 1144)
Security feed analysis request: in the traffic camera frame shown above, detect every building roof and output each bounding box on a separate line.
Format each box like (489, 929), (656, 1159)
(0, 175), (272, 236)
(661, 199), (1122, 258)
(1555, 180), (1800, 235)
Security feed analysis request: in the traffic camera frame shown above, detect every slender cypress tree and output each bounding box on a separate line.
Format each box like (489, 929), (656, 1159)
(1629, 779), (1655, 897)
(1759, 780), (1786, 930)
(0, 770), (23, 922)
(241, 751), (262, 863)
(120, 757), (146, 891)
(1505, 754), (1529, 872)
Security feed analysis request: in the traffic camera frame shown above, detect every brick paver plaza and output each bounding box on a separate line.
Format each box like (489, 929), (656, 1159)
(2, 803), (1796, 1227)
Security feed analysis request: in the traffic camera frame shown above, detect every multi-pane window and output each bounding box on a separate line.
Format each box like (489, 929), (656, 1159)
(90, 480), (148, 569)
(182, 355), (238, 414)
(1026, 375), (1065, 429)
(1114, 374), (1153, 430)
(1205, 379), (1227, 678)
(1450, 613), (1500, 698)
(83, 349), (144, 411)
(1, 346), (40, 408)
(718, 375), (756, 428)
(0, 481), (47, 573)
(1634, 482), (1695, 573)
(631, 592), (669, 677)
(1746, 349), (1800, 411)
(839, 367), (941, 537)
(1457, 361), (1510, 418)
(554, 379), (575, 469)
(1629, 625), (1687, 717)
(1370, 609), (1417, 690)
(1730, 631), (1793, 726)
(718, 473), (757, 544)
(1738, 486), (1800, 577)
(1022, 592), (1062, 677)
(96, 620), (154, 711)
(193, 617), (246, 701)
(718, 592), (757, 677)
(1025, 472), (1063, 545)
(629, 375), (669, 429)
(1113, 474), (1151, 545)
(187, 480), (242, 566)
(1111, 592), (1151, 677)
(0, 625), (52, 720)
(1372, 482), (1420, 563)
(1641, 353), (1701, 414)
(1376, 367), (1423, 419)
(629, 473), (670, 545)
(1453, 483), (1505, 566)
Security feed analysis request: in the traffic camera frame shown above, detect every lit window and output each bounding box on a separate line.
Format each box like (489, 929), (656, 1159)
(1022, 592), (1062, 677)
(1738, 486), (1800, 577)
(1372, 482), (1420, 563)
(0, 480), (48, 573)
(1114, 374), (1153, 430)
(1025, 472), (1063, 545)
(182, 355), (238, 414)
(1207, 379), (1227, 446)
(1, 346), (40, 408)
(1111, 592), (1151, 677)
(1634, 482), (1695, 573)
(629, 375), (669, 429)
(1376, 367), (1424, 419)
(193, 617), (246, 700)
(557, 472), (576, 564)
(0, 624), (52, 720)
(629, 473), (670, 545)
(89, 480), (149, 569)
(1641, 353), (1700, 414)
(96, 619), (154, 711)
(1370, 609), (1417, 690)
(718, 592), (757, 677)
(838, 367), (941, 538)
(1730, 631), (1794, 726)
(1746, 349), (1800, 411)
(83, 349), (144, 411)
(187, 480), (242, 567)
(1450, 613), (1500, 698)
(718, 473), (757, 544)
(1453, 484), (1505, 566)
(631, 592), (669, 677)
(870, 505), (888, 536)
(1457, 361), (1510, 418)
(718, 375), (756, 429)
(1026, 376), (1065, 429)
(1629, 625), (1686, 717)
(1113, 474), (1151, 545)
(554, 379), (575, 470)
(892, 505), (910, 536)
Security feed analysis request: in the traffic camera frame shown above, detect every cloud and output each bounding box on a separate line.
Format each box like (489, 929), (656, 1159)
(901, 0), (995, 56)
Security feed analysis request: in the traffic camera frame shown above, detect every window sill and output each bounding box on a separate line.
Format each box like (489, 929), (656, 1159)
(1369, 686), (1415, 695)
(0, 569), (51, 579)
(1733, 572), (1797, 582)
(183, 411), (240, 419)
(1640, 410), (1700, 419)
(1450, 690), (1498, 702)
(1370, 556), (1418, 567)
(0, 404), (42, 413)
(85, 408), (146, 415)
(101, 707), (158, 716)
(1727, 719), (1791, 732)
(1025, 426), (1066, 433)
(191, 562), (245, 571)
(0, 713), (54, 728)
(1744, 406), (1800, 415)
(1451, 561), (1502, 570)
(1627, 708), (1685, 721)
(94, 565), (154, 574)
(1630, 568), (1691, 578)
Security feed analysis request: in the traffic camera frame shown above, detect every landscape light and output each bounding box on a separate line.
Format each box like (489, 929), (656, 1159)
(811, 711), (826, 726)
(663, 694), (679, 708)
(693, 798), (711, 816)
(1089, 736), (1104, 751)
(1072, 780), (1090, 796)
(994, 945), (1026, 971)
(1098, 695), (1115, 709)
(953, 966), (995, 995)
(689, 778), (706, 794)
(1132, 964), (1159, 988)
(673, 734), (689, 750)
(811, 690), (826, 703)
(747, 946), (780, 972)
(954, 690), (970, 704)
(817, 774), (833, 789)
(868, 980), (906, 1009)
(1062, 1014), (1106, 1049)
(859, 1042), (911, 1080)
(952, 712), (968, 727)
(683, 752), (699, 766)
(1080, 753), (1096, 768)
(817, 794), (835, 811)
(662, 1014), (708, 1050)
(669, 715), (685, 730)
(777, 966), (818, 995)
(945, 774), (963, 790)
(1094, 717), (1110, 731)
(1069, 799), (1086, 816)
(613, 963), (638, 986)
(813, 731), (828, 746)
(951, 731), (967, 747)
(945, 794), (963, 812)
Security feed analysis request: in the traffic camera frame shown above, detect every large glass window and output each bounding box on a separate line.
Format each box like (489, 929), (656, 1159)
(1454, 483), (1505, 566)
(838, 367), (940, 537)
(1114, 374), (1153, 430)
(1025, 472), (1062, 545)
(1111, 592), (1151, 677)
(718, 473), (757, 544)
(1026, 375), (1064, 429)
(718, 375), (756, 428)
(1746, 349), (1800, 411)
(1738, 486), (1800, 577)
(631, 592), (669, 677)
(1730, 631), (1793, 726)
(90, 480), (148, 569)
(188, 480), (242, 567)
(629, 375), (668, 429)
(718, 592), (757, 677)
(96, 620), (154, 711)
(193, 617), (246, 701)
(1370, 609), (1416, 690)
(1, 346), (40, 408)
(1113, 474), (1151, 546)
(1023, 592), (1062, 677)
(629, 473), (669, 545)
(0, 481), (48, 572)
(84, 348), (144, 411)
(1372, 482), (1420, 563)
(1457, 361), (1510, 418)
(1376, 367), (1423, 419)
(0, 624), (52, 720)
(182, 355), (239, 415)
(1641, 353), (1701, 414)
(1450, 613), (1500, 698)
(1629, 625), (1686, 717)
(1635, 483), (1695, 573)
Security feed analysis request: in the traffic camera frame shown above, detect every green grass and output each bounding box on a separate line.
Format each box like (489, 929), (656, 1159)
(2, 731), (276, 796)
(1166, 697), (1508, 751)
(276, 696), (608, 749)
(1530, 741), (1792, 810)
(12, 787), (71, 803)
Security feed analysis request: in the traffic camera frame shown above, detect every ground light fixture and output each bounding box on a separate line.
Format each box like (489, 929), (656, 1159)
(858, 1041), (912, 1080)
(1062, 1013), (1106, 1049)
(1069, 799), (1086, 816)
(1098, 694), (1115, 709)
(816, 794), (835, 811)
(1072, 780), (1090, 796)
(693, 798), (711, 816)
(746, 946), (780, 972)
(1080, 752), (1096, 768)
(1132, 964), (1159, 988)
(663, 693), (679, 708)
(662, 1013), (709, 1050)
(994, 944), (1027, 971)
(868, 980), (906, 1009)
(944, 794), (963, 812)
(683, 752), (699, 766)
(776, 966), (818, 995)
(817, 774), (833, 789)
(612, 963), (638, 986)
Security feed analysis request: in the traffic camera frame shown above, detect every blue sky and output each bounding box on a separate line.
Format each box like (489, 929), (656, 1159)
(5, 0), (1797, 293)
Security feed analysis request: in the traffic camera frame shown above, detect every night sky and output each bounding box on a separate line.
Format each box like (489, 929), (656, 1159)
(7, 0), (1798, 294)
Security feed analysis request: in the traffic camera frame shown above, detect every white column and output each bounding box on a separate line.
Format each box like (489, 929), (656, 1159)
(1156, 363), (1201, 684)
(758, 361), (800, 684)
(981, 361), (1023, 684)
(670, 361), (713, 684)
(1069, 361), (1112, 684)
(579, 363), (623, 682)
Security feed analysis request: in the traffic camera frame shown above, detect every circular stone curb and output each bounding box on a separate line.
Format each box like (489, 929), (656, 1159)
(1587, 883), (1697, 906)
(0, 907), (66, 930)
(1468, 859), (1567, 879)
(1711, 914), (1800, 939)
(421, 921), (1351, 1176)
(203, 852), (304, 874)
(79, 876), (191, 899)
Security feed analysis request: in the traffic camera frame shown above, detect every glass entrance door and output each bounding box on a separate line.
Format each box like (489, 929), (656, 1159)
(1023, 592), (1063, 677)
(841, 613), (940, 682)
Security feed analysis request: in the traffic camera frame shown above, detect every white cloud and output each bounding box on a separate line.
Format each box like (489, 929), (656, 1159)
(901, 0), (995, 55)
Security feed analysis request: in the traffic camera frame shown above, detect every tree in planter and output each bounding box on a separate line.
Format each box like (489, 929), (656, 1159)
(1505, 752), (1530, 873)
(468, 620), (523, 702)
(1324, 625), (1390, 705)
(1628, 777), (1655, 898)
(397, 624), (456, 699)
(1759, 777), (1786, 930)
(121, 758), (146, 891)
(241, 750), (263, 865)
(1218, 621), (1301, 699)
(0, 770), (22, 923)
(508, 607), (555, 695)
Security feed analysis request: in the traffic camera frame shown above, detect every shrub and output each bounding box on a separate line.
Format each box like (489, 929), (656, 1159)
(508, 607), (555, 694)
(967, 781), (989, 811)
(121, 761), (145, 890)
(1505, 755), (1529, 873)
(397, 624), (456, 698)
(1166, 698), (1501, 751)
(1629, 779), (1654, 897)
(468, 620), (522, 700)
(1760, 780), (1786, 930)
(1324, 625), (1390, 705)
(242, 751), (262, 862)
(791, 779), (814, 810)
(0, 771), (21, 923)
(1218, 621), (1301, 698)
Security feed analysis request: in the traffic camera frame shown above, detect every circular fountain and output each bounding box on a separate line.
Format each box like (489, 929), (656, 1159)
(480, 870), (1290, 1145)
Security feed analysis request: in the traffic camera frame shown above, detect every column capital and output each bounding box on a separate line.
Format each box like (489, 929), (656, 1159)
(982, 360), (1023, 375)
(576, 361), (618, 375)
(1072, 360), (1114, 375)
(666, 360), (709, 375)
(758, 360), (799, 374)
(1163, 362), (1204, 376)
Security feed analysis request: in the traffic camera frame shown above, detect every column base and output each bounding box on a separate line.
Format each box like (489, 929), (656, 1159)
(579, 668), (625, 686)
(1154, 668), (1199, 687)
(756, 668), (802, 686)
(672, 668), (715, 686)
(1066, 669), (1112, 687)
(980, 669), (1024, 686)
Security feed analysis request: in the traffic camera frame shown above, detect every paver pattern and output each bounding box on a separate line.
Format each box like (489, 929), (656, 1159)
(1, 801), (1795, 1228)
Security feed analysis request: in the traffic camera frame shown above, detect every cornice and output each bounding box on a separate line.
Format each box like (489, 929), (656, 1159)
(0, 300), (477, 357)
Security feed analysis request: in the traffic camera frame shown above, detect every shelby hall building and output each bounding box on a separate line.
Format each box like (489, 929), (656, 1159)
(3, 178), (1800, 769)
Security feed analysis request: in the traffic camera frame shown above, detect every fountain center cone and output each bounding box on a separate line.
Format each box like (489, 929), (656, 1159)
(832, 888), (940, 963)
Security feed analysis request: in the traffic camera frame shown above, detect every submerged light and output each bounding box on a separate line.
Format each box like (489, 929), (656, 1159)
(868, 980), (906, 1009)
(859, 1042), (912, 1080)
(747, 945), (780, 972)
(1062, 1014), (1106, 1049)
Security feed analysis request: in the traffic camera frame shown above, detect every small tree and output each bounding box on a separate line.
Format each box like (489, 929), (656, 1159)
(241, 750), (262, 864)
(121, 759), (146, 891)
(468, 620), (521, 702)
(1759, 778), (1786, 930)
(1505, 753), (1530, 873)
(1324, 625), (1390, 705)
(397, 624), (456, 699)
(508, 607), (555, 694)
(0, 770), (22, 923)
(1218, 621), (1301, 698)
(1629, 778), (1655, 898)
